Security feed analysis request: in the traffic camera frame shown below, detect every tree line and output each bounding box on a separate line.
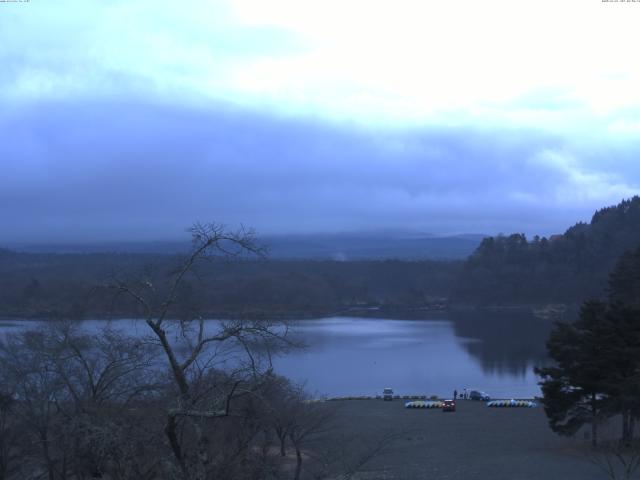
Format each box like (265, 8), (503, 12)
(0, 250), (459, 320)
(455, 196), (640, 304)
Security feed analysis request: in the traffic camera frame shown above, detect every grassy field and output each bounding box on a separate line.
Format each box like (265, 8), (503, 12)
(323, 399), (612, 479)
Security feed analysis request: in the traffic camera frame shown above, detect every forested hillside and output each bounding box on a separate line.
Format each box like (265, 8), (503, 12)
(10, 233), (482, 260)
(454, 196), (640, 304)
(0, 252), (459, 319)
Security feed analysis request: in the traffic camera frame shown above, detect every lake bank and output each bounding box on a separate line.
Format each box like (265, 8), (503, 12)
(0, 302), (577, 322)
(320, 399), (605, 479)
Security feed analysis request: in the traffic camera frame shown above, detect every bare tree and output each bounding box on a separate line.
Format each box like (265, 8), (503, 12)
(0, 392), (21, 480)
(108, 223), (294, 479)
(288, 399), (337, 480)
(0, 322), (163, 480)
(0, 327), (71, 480)
(582, 417), (640, 480)
(258, 377), (402, 480)
(587, 440), (640, 480)
(259, 374), (300, 458)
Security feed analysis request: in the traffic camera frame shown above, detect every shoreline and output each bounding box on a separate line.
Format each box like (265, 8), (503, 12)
(0, 303), (575, 322)
(319, 399), (604, 479)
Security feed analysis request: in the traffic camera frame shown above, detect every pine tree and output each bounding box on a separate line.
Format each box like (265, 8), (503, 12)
(609, 245), (640, 307)
(536, 300), (612, 447)
(537, 246), (640, 446)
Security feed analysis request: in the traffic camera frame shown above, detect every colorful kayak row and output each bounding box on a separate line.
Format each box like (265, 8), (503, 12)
(487, 400), (537, 408)
(405, 401), (444, 408)
(404, 399), (538, 409)
(327, 395), (428, 401)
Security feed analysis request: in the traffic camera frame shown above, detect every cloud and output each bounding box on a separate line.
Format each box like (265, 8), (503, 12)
(0, 0), (303, 107)
(1, 99), (638, 243)
(1, 1), (639, 244)
(2, 0), (640, 127)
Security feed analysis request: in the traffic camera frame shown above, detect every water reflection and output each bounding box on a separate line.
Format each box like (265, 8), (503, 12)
(448, 308), (557, 377)
(273, 312), (555, 398)
(0, 312), (560, 398)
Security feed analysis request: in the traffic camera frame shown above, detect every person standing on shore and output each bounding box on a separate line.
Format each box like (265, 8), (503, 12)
(463, 388), (467, 399)
(454, 389), (458, 400)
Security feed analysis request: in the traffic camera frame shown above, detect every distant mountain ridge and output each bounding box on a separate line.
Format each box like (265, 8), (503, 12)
(263, 233), (484, 260)
(6, 232), (486, 260)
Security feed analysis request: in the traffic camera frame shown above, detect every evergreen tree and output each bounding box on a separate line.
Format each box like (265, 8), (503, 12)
(599, 303), (640, 445)
(604, 245), (640, 444)
(609, 245), (640, 307)
(458, 196), (640, 304)
(538, 246), (640, 446)
(536, 300), (611, 447)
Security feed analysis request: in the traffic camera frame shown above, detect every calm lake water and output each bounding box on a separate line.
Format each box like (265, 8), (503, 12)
(0, 309), (558, 399)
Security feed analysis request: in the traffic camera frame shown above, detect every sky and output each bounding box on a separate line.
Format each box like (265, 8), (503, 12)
(1, 0), (640, 243)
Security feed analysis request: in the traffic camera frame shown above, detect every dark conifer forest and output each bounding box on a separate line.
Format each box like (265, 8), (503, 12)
(456, 196), (640, 304)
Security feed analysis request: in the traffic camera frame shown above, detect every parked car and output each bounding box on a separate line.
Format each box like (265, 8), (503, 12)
(468, 390), (490, 401)
(383, 388), (394, 401)
(442, 399), (456, 412)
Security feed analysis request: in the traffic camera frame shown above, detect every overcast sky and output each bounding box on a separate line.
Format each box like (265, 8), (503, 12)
(1, 0), (640, 243)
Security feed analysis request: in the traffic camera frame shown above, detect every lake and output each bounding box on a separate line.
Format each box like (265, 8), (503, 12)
(0, 309), (558, 399)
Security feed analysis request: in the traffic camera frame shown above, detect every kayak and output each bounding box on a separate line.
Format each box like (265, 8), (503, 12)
(487, 399), (537, 408)
(405, 400), (444, 409)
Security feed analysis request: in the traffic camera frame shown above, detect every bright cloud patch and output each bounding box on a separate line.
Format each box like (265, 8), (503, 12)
(2, 0), (640, 127)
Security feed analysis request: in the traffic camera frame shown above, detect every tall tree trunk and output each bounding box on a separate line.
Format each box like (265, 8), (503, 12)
(591, 393), (598, 448)
(276, 430), (286, 457)
(195, 422), (210, 480)
(165, 414), (186, 474)
(622, 410), (631, 446)
(261, 429), (271, 459)
(294, 445), (302, 480)
(147, 321), (190, 397)
(40, 430), (56, 480)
